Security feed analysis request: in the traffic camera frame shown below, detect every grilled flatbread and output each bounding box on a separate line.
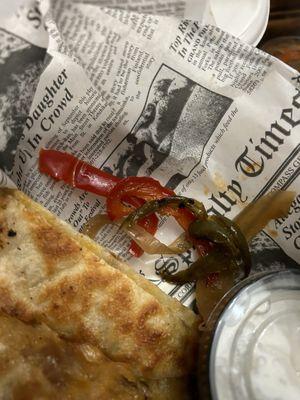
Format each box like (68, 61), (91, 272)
(0, 189), (198, 394)
(0, 312), (191, 400)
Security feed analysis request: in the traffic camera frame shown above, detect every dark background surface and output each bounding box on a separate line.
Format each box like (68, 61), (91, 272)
(259, 0), (300, 70)
(261, 0), (300, 42)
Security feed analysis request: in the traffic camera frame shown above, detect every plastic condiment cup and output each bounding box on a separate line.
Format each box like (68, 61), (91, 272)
(198, 270), (300, 400)
(208, 0), (270, 46)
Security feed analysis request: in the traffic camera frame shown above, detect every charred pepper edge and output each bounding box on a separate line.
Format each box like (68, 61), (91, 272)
(121, 196), (207, 230)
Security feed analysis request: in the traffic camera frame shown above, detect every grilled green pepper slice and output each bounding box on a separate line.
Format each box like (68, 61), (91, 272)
(188, 215), (251, 278)
(121, 196), (207, 229)
(162, 249), (236, 283)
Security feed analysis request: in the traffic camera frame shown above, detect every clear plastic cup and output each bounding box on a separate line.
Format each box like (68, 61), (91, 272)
(198, 270), (300, 400)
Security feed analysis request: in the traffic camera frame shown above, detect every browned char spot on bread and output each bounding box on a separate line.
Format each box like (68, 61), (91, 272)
(37, 259), (117, 321)
(136, 302), (165, 345)
(0, 280), (35, 323)
(30, 216), (81, 276)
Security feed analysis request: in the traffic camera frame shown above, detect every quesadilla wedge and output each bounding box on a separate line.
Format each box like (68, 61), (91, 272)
(0, 312), (191, 399)
(0, 189), (198, 384)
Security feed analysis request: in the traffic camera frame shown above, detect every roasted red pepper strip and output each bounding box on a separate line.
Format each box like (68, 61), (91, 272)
(39, 149), (194, 256)
(106, 177), (195, 230)
(106, 177), (173, 220)
(39, 149), (158, 257)
(106, 177), (171, 256)
(39, 149), (119, 196)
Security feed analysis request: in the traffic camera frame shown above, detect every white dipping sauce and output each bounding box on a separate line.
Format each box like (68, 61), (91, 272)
(210, 271), (300, 400)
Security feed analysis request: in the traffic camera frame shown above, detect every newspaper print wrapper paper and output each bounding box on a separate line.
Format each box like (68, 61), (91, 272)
(0, 0), (299, 307)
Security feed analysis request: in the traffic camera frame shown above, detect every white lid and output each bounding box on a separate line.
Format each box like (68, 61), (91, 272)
(209, 0), (270, 46)
(210, 270), (300, 400)
(1, 0), (270, 47)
